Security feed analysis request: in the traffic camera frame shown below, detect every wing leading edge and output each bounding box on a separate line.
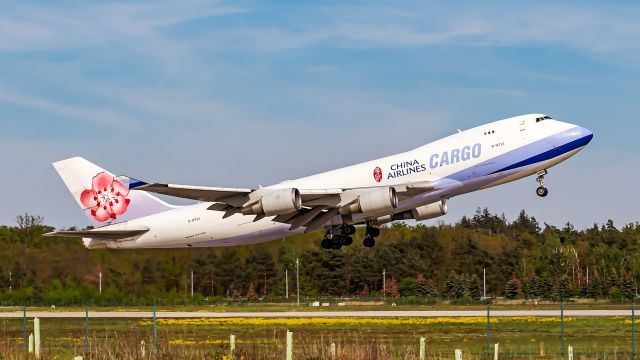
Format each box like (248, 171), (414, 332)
(131, 183), (253, 206)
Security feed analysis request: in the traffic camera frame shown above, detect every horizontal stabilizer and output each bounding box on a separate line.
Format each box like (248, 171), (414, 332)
(44, 229), (149, 240)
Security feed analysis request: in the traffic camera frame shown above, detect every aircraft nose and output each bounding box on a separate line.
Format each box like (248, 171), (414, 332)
(552, 124), (593, 151)
(559, 125), (593, 149)
(577, 126), (593, 145)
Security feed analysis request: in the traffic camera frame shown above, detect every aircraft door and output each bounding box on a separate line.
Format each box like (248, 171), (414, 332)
(519, 119), (527, 140)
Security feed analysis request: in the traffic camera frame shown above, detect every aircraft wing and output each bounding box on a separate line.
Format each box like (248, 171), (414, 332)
(132, 182), (253, 206)
(129, 177), (435, 230)
(131, 180), (433, 206)
(44, 229), (149, 240)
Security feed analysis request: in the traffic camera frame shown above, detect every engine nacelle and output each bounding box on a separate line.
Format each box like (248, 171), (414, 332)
(349, 187), (398, 216)
(373, 199), (447, 225)
(241, 188), (302, 216)
(411, 199), (448, 221)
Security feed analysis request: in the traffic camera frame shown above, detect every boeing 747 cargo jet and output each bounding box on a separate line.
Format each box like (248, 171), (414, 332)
(47, 114), (593, 250)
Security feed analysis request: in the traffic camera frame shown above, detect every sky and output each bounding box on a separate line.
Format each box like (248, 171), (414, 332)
(1, 0), (639, 230)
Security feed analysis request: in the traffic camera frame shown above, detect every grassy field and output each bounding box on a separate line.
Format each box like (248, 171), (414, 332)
(0, 313), (636, 359)
(0, 298), (636, 313)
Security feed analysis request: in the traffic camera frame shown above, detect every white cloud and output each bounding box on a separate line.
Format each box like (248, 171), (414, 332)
(181, 2), (640, 68)
(3, 1), (638, 68)
(0, 87), (133, 128)
(95, 86), (238, 125)
(0, 1), (246, 51)
(0, 18), (55, 50)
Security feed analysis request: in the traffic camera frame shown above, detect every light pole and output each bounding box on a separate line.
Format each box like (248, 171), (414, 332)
(285, 269), (289, 299)
(191, 271), (194, 298)
(383, 268), (386, 300)
(296, 258), (300, 306)
(99, 272), (102, 295)
(483, 268), (486, 300)
(586, 265), (589, 285)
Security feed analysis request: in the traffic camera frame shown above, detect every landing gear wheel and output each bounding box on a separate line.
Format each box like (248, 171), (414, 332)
(341, 235), (353, 246)
(535, 170), (548, 197)
(366, 227), (381, 238)
(536, 186), (549, 197)
(321, 238), (332, 249)
(343, 225), (356, 236)
(331, 235), (343, 250)
(363, 236), (375, 248)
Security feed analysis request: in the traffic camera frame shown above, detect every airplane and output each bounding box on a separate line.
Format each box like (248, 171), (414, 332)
(46, 114), (593, 250)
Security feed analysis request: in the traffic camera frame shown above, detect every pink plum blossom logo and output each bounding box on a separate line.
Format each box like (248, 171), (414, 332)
(373, 167), (383, 182)
(80, 172), (130, 222)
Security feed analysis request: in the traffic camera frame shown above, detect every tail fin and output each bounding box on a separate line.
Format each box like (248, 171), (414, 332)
(53, 157), (173, 228)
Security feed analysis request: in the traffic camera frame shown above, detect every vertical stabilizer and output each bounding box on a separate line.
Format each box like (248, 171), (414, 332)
(53, 157), (173, 228)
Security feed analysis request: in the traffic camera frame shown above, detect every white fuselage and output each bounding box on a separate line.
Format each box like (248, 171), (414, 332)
(86, 114), (593, 249)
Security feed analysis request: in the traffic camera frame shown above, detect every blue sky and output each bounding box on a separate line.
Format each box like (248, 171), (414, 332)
(1, 0), (639, 229)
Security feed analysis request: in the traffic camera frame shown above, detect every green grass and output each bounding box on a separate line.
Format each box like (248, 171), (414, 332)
(0, 314), (636, 359)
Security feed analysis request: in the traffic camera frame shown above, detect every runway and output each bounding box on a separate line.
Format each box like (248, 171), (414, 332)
(0, 310), (632, 318)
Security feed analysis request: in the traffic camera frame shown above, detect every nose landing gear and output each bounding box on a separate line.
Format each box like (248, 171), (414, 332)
(536, 186), (549, 197)
(536, 170), (549, 197)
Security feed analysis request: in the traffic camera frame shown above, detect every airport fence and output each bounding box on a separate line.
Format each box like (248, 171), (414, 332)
(0, 299), (640, 359)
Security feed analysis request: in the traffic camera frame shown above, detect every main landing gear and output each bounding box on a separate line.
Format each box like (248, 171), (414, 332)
(320, 224), (382, 250)
(536, 170), (549, 197)
(363, 225), (380, 248)
(321, 224), (356, 250)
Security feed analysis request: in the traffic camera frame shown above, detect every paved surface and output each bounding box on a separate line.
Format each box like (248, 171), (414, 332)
(0, 310), (632, 318)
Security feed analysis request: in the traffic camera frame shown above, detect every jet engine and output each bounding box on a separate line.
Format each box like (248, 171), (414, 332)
(241, 188), (302, 216)
(411, 199), (448, 221)
(348, 187), (398, 216)
(372, 199), (448, 225)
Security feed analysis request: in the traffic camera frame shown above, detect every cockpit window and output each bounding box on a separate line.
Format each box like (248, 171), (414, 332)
(536, 115), (553, 122)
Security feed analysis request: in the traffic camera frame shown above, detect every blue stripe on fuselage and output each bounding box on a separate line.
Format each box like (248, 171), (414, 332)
(490, 133), (593, 174)
(443, 128), (592, 183)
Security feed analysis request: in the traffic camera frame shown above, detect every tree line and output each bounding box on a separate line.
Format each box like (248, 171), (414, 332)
(1, 209), (639, 305)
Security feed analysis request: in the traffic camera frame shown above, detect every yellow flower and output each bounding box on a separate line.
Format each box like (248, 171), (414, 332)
(140, 316), (573, 327)
(169, 338), (236, 345)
